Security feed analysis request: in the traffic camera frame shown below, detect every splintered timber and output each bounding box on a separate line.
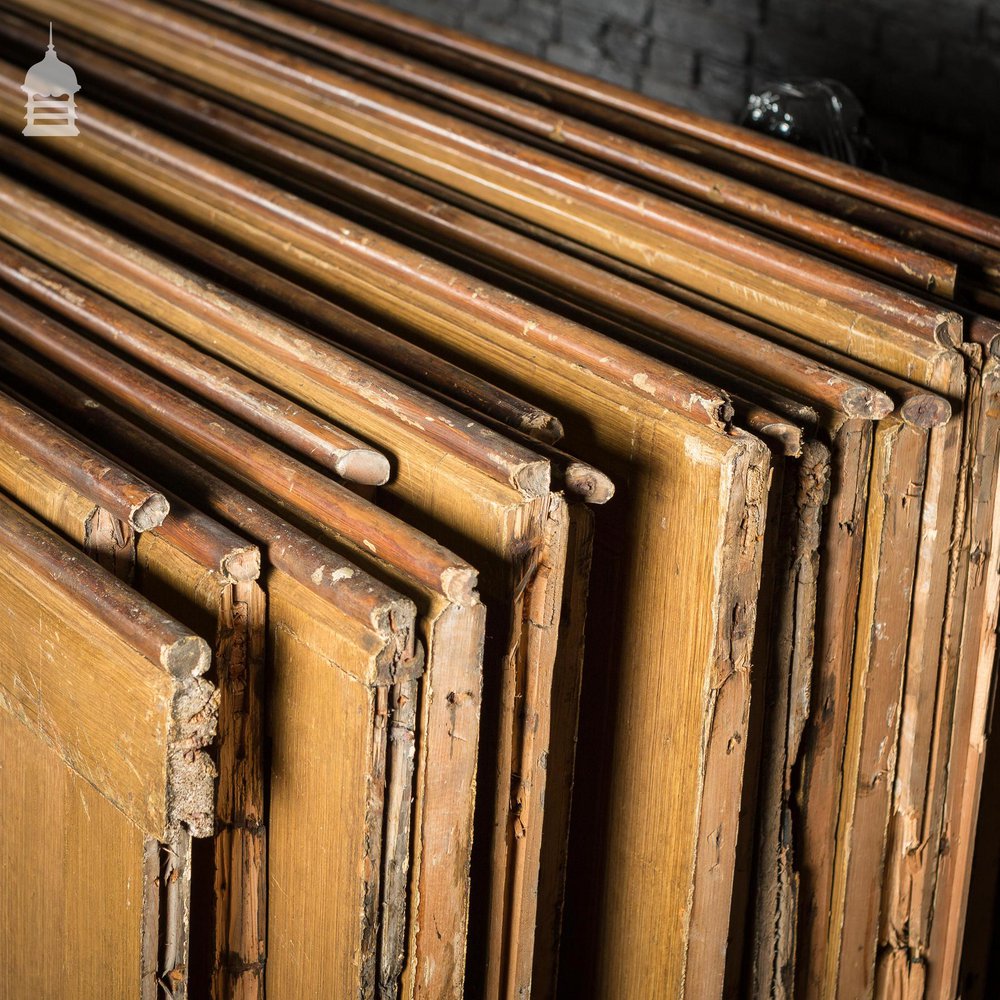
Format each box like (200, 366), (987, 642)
(0, 2), (998, 998)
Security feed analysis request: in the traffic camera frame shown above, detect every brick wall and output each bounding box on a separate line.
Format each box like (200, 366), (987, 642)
(380, 0), (1000, 212)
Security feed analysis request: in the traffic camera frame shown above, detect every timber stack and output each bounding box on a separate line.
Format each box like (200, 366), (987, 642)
(1, 2), (999, 997)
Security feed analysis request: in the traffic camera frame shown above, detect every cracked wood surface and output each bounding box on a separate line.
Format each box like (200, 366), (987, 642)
(743, 439), (830, 1000)
(189, 0), (955, 300)
(0, 174), (581, 999)
(14, 0), (962, 352)
(23, 102), (779, 995)
(0, 130), (565, 450)
(824, 419), (930, 998)
(0, 492), (216, 840)
(0, 490), (218, 998)
(303, 0), (1000, 252)
(0, 392), (269, 999)
(797, 353), (966, 1000)
(0, 349), (451, 1000)
(1, 147), (763, 1000)
(918, 358), (1000, 999)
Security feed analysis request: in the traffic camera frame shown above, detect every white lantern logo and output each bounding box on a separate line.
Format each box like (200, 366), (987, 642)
(22, 23), (80, 137)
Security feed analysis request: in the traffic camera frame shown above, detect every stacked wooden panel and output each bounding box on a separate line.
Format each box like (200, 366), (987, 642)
(1, 2), (1000, 998)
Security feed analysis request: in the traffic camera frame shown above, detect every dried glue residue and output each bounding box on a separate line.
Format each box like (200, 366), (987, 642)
(28, 270), (87, 307)
(684, 435), (715, 465)
(311, 565), (356, 586)
(632, 372), (655, 395)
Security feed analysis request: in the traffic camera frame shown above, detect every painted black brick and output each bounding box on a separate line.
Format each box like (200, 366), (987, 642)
(645, 35), (698, 85)
(562, 0), (651, 24)
(699, 54), (751, 109)
(651, 6), (750, 62)
(878, 16), (942, 72)
(763, 0), (824, 35)
(599, 18), (649, 61)
(822, 6), (882, 52)
(707, 0), (763, 26)
(376, 0), (999, 211)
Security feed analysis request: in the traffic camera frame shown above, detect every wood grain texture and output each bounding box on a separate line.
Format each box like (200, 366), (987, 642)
(0, 409), (135, 569)
(290, 252), (772, 1000)
(0, 710), (146, 999)
(0, 131), (609, 509)
(530, 502), (595, 998)
(303, 0), (1000, 249)
(45, 119), (780, 992)
(0, 3), (960, 351)
(3, 347), (495, 1000)
(595, 221), (968, 999)
(873, 418), (965, 999)
(824, 420), (929, 997)
(131, 95), (963, 998)
(401, 601), (486, 1000)
(743, 439), (830, 999)
(0, 341), (425, 668)
(189, 431), (567, 1000)
(0, 490), (219, 999)
(0, 457), (158, 998)
(0, 389), (269, 999)
(862, 351), (977, 997)
(15, 137), (768, 1000)
(0, 185), (586, 1000)
(0, 129), (565, 448)
(134, 523), (266, 1000)
(276, 148), (944, 433)
(0, 384), (167, 531)
(0, 184), (769, 1000)
(542, 251), (975, 998)
(0, 181), (562, 494)
(151, 83), (961, 996)
(0, 243), (390, 488)
(5, 15), (993, 995)
(0, 322), (524, 1000)
(192, 0), (955, 297)
(920, 358), (1000, 998)
(800, 395), (965, 999)
(0, 491), (216, 841)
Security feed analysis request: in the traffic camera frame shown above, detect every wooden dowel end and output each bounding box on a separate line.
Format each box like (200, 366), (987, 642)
(335, 447), (392, 485)
(563, 461), (615, 504)
(220, 544), (263, 583)
(844, 386), (894, 420)
(521, 410), (564, 444)
(131, 492), (171, 532)
(899, 393), (953, 429)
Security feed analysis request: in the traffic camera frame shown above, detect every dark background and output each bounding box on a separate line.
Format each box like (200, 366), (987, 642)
(378, 0), (1000, 211)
